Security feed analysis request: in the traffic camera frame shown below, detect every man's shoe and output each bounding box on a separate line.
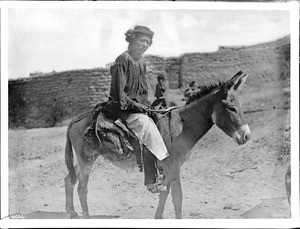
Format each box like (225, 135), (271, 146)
(146, 182), (167, 194)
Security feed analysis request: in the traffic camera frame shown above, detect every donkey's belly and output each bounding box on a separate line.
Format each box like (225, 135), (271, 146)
(101, 150), (138, 170)
(107, 153), (138, 170)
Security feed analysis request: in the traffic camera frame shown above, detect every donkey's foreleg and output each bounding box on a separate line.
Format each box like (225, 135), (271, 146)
(171, 177), (183, 219)
(77, 162), (93, 219)
(154, 182), (171, 219)
(65, 164), (80, 218)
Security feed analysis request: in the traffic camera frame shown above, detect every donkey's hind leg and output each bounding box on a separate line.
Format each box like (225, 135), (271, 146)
(77, 161), (93, 219)
(65, 164), (80, 218)
(154, 182), (171, 219)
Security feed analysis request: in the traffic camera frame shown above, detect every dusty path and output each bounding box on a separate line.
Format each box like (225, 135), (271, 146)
(8, 106), (290, 219)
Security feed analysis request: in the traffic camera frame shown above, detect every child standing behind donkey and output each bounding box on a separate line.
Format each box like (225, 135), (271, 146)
(153, 73), (167, 109)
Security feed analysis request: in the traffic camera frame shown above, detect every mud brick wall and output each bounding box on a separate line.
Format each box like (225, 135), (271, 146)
(166, 57), (182, 89)
(9, 68), (111, 128)
(180, 44), (290, 89)
(148, 36), (290, 90)
(9, 36), (289, 128)
(8, 58), (172, 129)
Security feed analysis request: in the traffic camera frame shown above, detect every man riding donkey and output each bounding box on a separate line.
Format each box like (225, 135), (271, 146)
(89, 25), (169, 194)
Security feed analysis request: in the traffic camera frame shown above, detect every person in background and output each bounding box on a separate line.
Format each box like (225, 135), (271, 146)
(50, 98), (62, 127)
(153, 73), (167, 109)
(184, 80), (199, 99)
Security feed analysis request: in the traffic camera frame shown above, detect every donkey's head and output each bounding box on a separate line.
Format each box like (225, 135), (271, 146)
(212, 71), (251, 145)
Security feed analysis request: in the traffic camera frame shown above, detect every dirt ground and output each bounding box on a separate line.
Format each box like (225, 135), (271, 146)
(8, 86), (291, 219)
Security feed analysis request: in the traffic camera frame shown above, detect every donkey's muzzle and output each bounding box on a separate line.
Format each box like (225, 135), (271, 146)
(233, 124), (251, 145)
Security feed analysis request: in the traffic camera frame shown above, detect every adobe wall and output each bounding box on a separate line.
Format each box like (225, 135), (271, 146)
(9, 68), (111, 128)
(9, 37), (290, 128)
(180, 44), (290, 88)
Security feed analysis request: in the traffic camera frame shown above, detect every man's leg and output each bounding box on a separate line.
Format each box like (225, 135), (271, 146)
(125, 114), (169, 161)
(125, 113), (168, 193)
(131, 139), (143, 172)
(142, 145), (157, 185)
(143, 145), (167, 193)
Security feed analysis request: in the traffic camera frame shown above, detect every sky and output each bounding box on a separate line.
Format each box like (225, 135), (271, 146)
(8, 8), (290, 79)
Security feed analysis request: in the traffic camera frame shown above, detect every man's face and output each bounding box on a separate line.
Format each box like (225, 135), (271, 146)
(158, 79), (164, 84)
(130, 34), (151, 58)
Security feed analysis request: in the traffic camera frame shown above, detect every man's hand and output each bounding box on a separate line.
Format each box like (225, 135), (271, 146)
(146, 109), (156, 119)
(132, 102), (148, 113)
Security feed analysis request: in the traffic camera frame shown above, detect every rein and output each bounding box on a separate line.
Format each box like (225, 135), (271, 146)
(149, 105), (182, 118)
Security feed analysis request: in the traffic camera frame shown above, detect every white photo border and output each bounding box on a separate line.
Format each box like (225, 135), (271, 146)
(1, 1), (299, 228)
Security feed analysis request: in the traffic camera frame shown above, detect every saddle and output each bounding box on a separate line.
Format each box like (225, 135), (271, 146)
(84, 100), (178, 170)
(84, 101), (139, 160)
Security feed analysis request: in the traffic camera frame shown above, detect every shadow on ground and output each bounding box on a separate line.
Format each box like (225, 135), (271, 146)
(240, 197), (290, 218)
(10, 211), (120, 219)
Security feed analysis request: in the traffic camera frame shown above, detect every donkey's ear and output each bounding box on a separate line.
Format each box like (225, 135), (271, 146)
(226, 71), (249, 92)
(233, 72), (248, 91)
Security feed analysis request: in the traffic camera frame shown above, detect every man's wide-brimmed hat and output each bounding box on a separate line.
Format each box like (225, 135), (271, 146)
(125, 25), (154, 43)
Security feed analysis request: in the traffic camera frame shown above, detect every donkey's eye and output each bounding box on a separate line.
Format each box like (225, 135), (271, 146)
(227, 106), (237, 112)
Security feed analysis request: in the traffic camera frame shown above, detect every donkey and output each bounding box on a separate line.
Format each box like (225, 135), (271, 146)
(64, 70), (251, 219)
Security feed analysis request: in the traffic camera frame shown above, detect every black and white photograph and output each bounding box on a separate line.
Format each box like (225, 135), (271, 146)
(1, 1), (299, 228)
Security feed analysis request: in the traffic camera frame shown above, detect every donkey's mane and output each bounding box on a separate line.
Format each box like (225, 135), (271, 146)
(186, 80), (224, 105)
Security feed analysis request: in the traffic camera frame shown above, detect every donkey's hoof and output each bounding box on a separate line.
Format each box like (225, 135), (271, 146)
(67, 211), (78, 219)
(83, 214), (90, 219)
(154, 215), (163, 219)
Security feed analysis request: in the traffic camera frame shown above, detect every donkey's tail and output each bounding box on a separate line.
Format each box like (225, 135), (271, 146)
(65, 124), (76, 185)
